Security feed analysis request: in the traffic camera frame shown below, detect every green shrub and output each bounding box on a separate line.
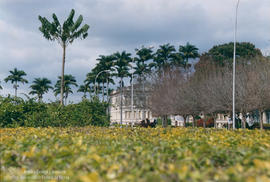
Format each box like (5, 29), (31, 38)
(247, 122), (270, 130)
(156, 118), (171, 126)
(0, 97), (25, 127)
(0, 96), (109, 127)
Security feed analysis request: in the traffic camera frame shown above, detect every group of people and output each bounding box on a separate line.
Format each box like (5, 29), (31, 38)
(138, 118), (157, 128)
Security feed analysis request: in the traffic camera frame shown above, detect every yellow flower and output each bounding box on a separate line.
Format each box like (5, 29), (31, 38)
(80, 172), (100, 182)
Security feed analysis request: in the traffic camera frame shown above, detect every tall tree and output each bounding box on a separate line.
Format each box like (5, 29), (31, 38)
(90, 67), (103, 98)
(134, 46), (153, 80)
(38, 9), (89, 105)
(179, 42), (199, 72)
(113, 51), (132, 125)
(95, 55), (115, 101)
(151, 43), (175, 72)
(249, 58), (270, 129)
(29, 78), (53, 102)
(206, 42), (262, 66)
(77, 84), (91, 99)
(133, 46), (153, 118)
(54, 74), (78, 105)
(149, 44), (175, 125)
(0, 80), (2, 90)
(171, 52), (184, 68)
(84, 71), (97, 100)
(4, 68), (28, 97)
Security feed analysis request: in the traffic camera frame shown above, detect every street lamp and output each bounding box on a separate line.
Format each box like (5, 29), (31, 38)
(131, 70), (135, 126)
(233, 0), (240, 130)
(94, 70), (109, 96)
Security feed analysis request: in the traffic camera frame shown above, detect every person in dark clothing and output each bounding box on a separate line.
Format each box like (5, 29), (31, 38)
(146, 118), (150, 126)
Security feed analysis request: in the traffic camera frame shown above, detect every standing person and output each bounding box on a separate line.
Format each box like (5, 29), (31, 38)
(146, 118), (150, 127)
(228, 117), (232, 129)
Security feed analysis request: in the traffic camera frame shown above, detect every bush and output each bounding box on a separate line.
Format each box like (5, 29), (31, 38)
(185, 122), (193, 127)
(0, 97), (25, 127)
(156, 118), (171, 126)
(246, 122), (270, 130)
(0, 96), (109, 127)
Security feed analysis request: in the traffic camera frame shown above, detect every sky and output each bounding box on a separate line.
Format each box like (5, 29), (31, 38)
(0, 0), (269, 102)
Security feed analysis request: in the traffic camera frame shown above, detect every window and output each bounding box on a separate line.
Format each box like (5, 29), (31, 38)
(125, 111), (128, 119)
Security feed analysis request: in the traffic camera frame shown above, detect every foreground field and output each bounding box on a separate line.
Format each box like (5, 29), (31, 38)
(1, 127), (270, 182)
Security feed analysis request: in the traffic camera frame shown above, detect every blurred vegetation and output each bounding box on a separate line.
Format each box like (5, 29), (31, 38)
(0, 96), (109, 127)
(1, 127), (270, 181)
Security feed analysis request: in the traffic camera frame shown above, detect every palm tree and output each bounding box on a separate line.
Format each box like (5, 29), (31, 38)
(77, 84), (91, 99)
(95, 55), (115, 101)
(151, 43), (176, 71)
(179, 42), (200, 72)
(38, 9), (89, 105)
(151, 44), (175, 126)
(133, 46), (153, 117)
(113, 51), (132, 125)
(29, 78), (53, 102)
(84, 71), (97, 100)
(54, 74), (78, 105)
(90, 67), (103, 98)
(134, 46), (153, 81)
(4, 68), (28, 97)
(171, 52), (185, 68)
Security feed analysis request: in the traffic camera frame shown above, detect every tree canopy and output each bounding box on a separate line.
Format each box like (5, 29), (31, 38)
(4, 68), (28, 97)
(54, 74), (78, 105)
(29, 78), (53, 102)
(206, 42), (262, 65)
(38, 9), (89, 47)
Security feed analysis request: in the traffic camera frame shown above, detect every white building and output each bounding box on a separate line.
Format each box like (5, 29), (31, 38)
(109, 85), (154, 125)
(109, 85), (270, 127)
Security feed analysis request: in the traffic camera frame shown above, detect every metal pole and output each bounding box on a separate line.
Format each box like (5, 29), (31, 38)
(233, 0), (240, 130)
(106, 78), (109, 102)
(120, 78), (123, 125)
(131, 72), (134, 125)
(94, 70), (108, 96)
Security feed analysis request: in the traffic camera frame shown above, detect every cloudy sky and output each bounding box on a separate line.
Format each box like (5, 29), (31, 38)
(0, 0), (269, 102)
